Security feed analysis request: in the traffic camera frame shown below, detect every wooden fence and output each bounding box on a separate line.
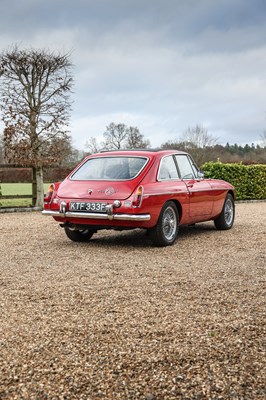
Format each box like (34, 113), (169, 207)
(0, 164), (72, 208)
(0, 164), (34, 206)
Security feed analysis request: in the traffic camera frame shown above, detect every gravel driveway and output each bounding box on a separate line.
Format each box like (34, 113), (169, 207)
(0, 203), (265, 399)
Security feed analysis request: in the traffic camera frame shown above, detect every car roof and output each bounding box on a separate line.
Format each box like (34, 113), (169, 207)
(95, 149), (188, 157)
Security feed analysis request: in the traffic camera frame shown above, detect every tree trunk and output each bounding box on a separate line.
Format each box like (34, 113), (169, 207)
(32, 165), (44, 207)
(32, 167), (37, 206)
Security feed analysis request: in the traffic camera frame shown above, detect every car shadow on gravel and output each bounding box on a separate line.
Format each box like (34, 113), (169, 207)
(59, 222), (217, 249)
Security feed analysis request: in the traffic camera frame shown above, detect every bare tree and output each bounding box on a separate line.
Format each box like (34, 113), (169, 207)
(181, 125), (218, 148)
(0, 134), (4, 164)
(47, 137), (85, 167)
(179, 125), (218, 165)
(160, 126), (218, 165)
(126, 126), (150, 149)
(86, 123), (150, 153)
(85, 136), (103, 154)
(0, 46), (73, 206)
(103, 123), (128, 150)
(260, 131), (266, 147)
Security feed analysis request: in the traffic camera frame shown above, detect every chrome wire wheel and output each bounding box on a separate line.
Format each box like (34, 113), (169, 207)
(148, 201), (179, 246)
(162, 205), (178, 241)
(214, 193), (235, 230)
(224, 197), (234, 226)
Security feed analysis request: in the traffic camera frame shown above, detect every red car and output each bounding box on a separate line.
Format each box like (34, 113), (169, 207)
(42, 149), (235, 246)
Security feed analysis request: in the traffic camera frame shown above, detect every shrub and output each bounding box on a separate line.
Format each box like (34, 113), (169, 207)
(201, 162), (266, 200)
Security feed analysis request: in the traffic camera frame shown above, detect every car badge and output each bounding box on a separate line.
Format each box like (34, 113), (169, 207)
(105, 187), (117, 195)
(87, 189), (93, 195)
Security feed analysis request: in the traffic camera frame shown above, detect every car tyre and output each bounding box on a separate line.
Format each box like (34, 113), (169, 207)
(214, 193), (235, 230)
(148, 201), (179, 247)
(64, 226), (95, 242)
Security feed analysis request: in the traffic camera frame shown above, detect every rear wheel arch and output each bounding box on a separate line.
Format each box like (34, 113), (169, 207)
(227, 189), (235, 200)
(150, 198), (182, 227)
(171, 199), (182, 222)
(214, 193), (235, 230)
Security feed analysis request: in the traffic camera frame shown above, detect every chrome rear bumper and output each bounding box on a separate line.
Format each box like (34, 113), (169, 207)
(42, 209), (150, 222)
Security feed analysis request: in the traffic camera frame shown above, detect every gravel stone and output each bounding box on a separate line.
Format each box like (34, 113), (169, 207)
(0, 203), (265, 399)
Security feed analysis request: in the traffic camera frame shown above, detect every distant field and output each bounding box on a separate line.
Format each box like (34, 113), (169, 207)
(0, 183), (50, 207)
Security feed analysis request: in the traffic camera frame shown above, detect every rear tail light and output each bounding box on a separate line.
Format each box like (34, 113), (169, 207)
(44, 184), (55, 204)
(132, 185), (144, 208)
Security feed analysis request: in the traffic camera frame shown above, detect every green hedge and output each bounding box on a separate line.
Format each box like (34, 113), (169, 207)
(201, 162), (266, 200)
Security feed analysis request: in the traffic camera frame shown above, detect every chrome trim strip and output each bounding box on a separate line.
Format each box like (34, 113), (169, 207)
(144, 191), (183, 197)
(144, 188), (219, 197)
(42, 210), (150, 221)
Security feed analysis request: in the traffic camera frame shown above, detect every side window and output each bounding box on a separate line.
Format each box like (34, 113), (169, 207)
(174, 155), (195, 179)
(189, 156), (200, 177)
(158, 156), (179, 180)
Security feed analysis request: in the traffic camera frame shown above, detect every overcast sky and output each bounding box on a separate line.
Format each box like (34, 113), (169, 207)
(1, 0), (266, 149)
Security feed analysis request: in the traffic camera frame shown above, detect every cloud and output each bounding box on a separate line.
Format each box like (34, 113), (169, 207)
(0, 0), (266, 148)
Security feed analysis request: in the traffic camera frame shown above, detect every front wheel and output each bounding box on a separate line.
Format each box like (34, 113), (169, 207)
(148, 201), (179, 247)
(64, 226), (95, 242)
(214, 193), (235, 230)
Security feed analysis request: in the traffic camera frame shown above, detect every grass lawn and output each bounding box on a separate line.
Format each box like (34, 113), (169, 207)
(0, 183), (50, 207)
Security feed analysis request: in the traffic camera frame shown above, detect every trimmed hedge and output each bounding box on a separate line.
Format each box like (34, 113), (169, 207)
(201, 162), (266, 200)
(0, 167), (72, 183)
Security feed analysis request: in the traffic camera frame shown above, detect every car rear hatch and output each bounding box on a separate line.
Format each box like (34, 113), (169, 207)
(57, 179), (139, 201)
(57, 154), (152, 201)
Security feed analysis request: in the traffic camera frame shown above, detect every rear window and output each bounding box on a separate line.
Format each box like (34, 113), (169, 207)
(71, 156), (148, 180)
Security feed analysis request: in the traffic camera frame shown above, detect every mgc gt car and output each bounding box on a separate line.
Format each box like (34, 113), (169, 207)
(42, 149), (235, 246)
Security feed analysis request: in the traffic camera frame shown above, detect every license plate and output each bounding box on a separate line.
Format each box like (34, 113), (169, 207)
(69, 202), (107, 213)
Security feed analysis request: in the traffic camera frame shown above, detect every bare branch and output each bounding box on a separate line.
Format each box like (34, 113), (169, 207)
(0, 45), (73, 168)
